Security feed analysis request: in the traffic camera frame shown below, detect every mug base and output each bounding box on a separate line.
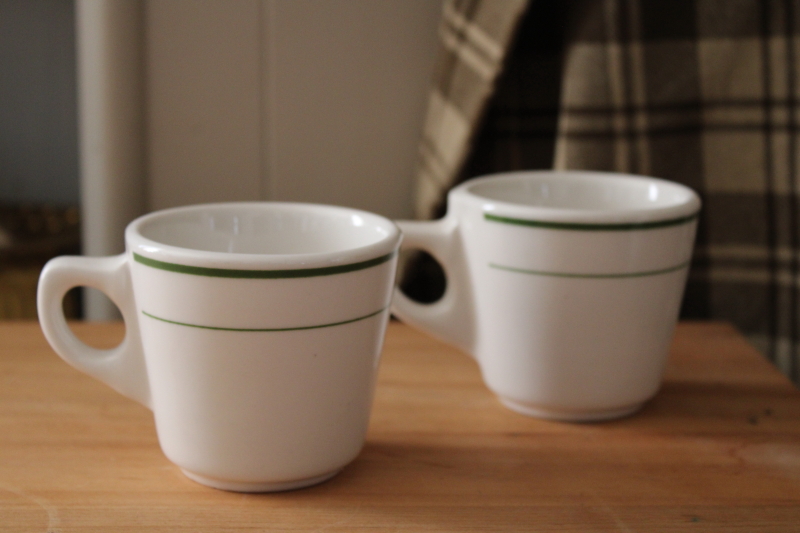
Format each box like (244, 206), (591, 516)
(180, 468), (342, 493)
(499, 397), (643, 422)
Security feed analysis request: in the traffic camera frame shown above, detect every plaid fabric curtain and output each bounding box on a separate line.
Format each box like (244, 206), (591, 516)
(415, 0), (529, 219)
(414, 0), (800, 382)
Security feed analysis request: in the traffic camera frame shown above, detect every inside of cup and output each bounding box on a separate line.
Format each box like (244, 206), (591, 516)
(466, 172), (696, 212)
(137, 204), (394, 255)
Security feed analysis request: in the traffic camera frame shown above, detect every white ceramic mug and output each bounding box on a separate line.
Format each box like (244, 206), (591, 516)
(392, 171), (700, 422)
(38, 202), (400, 491)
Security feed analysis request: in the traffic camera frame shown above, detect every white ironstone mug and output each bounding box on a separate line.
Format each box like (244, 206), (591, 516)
(392, 171), (700, 422)
(38, 202), (400, 492)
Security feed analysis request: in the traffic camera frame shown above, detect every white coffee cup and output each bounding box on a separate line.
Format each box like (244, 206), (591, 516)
(38, 202), (400, 492)
(392, 171), (700, 422)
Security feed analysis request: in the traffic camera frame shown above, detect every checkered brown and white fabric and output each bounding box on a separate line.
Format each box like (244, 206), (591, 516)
(415, 0), (800, 381)
(415, 0), (529, 219)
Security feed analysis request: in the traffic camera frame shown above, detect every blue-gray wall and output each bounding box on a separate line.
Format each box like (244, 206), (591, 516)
(0, 0), (78, 206)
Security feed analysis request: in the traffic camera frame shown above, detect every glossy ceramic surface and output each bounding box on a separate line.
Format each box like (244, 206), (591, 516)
(38, 202), (401, 491)
(392, 171), (700, 421)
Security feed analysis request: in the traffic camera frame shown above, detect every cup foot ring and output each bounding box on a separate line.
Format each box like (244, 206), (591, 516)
(499, 397), (644, 422)
(180, 468), (342, 492)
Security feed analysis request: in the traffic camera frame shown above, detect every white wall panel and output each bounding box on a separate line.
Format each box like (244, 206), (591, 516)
(264, 0), (442, 219)
(146, 0), (263, 210)
(145, 0), (441, 218)
(77, 0), (146, 319)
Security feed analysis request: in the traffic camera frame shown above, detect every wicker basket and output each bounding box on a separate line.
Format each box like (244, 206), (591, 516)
(0, 204), (80, 320)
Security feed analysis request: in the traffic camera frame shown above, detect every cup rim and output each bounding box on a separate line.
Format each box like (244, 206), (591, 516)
(125, 202), (401, 270)
(452, 170), (701, 225)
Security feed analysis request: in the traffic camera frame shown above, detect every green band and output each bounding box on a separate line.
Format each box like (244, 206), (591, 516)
(489, 260), (691, 279)
(484, 212), (699, 231)
(141, 306), (388, 332)
(133, 251), (394, 279)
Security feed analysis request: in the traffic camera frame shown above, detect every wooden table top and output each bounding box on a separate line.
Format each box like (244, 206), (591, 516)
(1, 320), (799, 532)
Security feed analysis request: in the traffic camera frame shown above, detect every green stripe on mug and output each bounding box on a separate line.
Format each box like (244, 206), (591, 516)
(488, 260), (691, 279)
(484, 212), (699, 231)
(141, 306), (388, 332)
(133, 251), (395, 279)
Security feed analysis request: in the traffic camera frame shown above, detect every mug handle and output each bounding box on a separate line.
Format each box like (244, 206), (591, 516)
(391, 218), (476, 356)
(37, 254), (151, 409)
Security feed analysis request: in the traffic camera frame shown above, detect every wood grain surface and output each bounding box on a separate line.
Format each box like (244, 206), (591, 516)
(0, 320), (799, 532)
